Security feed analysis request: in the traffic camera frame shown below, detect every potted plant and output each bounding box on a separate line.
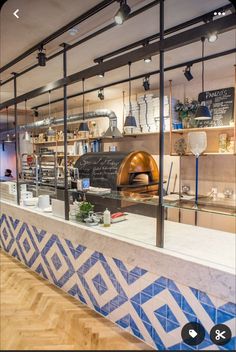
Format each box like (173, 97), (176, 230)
(76, 201), (94, 222)
(175, 98), (199, 129)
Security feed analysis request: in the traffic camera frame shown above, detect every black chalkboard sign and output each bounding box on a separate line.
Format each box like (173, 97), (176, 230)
(198, 87), (235, 127)
(75, 152), (128, 190)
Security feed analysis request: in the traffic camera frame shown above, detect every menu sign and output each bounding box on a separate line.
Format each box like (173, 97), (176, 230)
(198, 87), (235, 127)
(75, 152), (127, 189)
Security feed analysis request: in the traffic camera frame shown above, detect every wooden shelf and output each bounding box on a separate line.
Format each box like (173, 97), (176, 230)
(170, 152), (235, 156)
(172, 125), (234, 133)
(34, 137), (101, 145)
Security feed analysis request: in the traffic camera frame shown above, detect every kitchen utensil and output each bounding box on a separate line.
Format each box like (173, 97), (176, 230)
(166, 161), (173, 195)
(38, 195), (50, 210)
(23, 197), (38, 206)
(188, 132), (207, 206)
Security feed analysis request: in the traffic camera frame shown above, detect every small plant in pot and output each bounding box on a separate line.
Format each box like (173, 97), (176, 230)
(175, 98), (199, 128)
(76, 201), (94, 222)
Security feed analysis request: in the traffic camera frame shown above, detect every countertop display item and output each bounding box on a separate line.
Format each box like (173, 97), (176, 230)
(223, 188), (233, 199)
(182, 185), (190, 194)
(174, 138), (187, 155)
(111, 212), (127, 223)
(227, 136), (234, 153)
(219, 133), (228, 153)
(188, 131), (207, 206)
(103, 208), (111, 227)
(38, 194), (50, 210)
(76, 201), (94, 222)
(84, 211), (99, 226)
(23, 197), (38, 207)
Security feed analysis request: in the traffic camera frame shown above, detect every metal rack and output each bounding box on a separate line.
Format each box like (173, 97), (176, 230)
(37, 151), (57, 195)
(21, 153), (39, 195)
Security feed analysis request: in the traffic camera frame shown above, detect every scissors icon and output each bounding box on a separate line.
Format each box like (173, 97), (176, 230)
(215, 329), (226, 340)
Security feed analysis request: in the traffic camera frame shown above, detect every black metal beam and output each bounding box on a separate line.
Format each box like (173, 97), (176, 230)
(31, 48), (235, 109)
(0, 0), (159, 87)
(94, 3), (232, 63)
(62, 44), (70, 221)
(1, 14), (235, 110)
(0, 0), (116, 74)
(13, 73), (20, 205)
(156, 0), (164, 248)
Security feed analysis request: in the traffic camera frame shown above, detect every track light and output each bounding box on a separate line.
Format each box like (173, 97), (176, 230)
(207, 32), (218, 43)
(114, 0), (131, 25)
(98, 88), (104, 100)
(144, 57), (152, 63)
(143, 76), (150, 91)
(184, 65), (193, 81)
(37, 47), (46, 66)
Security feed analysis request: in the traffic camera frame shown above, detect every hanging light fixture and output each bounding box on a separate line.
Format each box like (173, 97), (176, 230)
(23, 99), (30, 141)
(47, 91), (56, 136)
(124, 62), (137, 129)
(114, 0), (131, 25)
(195, 37), (212, 121)
(79, 78), (89, 132)
(37, 46), (46, 66)
(143, 75), (150, 91)
(5, 106), (12, 143)
(98, 88), (105, 100)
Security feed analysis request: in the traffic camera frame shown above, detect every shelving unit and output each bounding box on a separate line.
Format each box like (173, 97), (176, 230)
(170, 125), (235, 156)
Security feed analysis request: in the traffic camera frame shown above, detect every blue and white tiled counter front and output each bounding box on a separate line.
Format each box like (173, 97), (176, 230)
(0, 201), (235, 350)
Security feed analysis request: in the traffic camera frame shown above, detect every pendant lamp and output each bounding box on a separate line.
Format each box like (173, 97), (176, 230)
(5, 106), (12, 143)
(23, 99), (31, 141)
(79, 78), (89, 132)
(47, 90), (56, 136)
(195, 37), (211, 121)
(124, 62), (137, 129)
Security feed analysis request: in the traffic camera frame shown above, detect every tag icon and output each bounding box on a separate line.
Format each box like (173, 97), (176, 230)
(181, 322), (205, 346)
(189, 329), (198, 339)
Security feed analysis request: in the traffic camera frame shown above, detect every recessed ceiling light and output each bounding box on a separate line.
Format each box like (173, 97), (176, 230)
(68, 27), (79, 36)
(98, 73), (104, 78)
(144, 57), (152, 63)
(208, 32), (218, 43)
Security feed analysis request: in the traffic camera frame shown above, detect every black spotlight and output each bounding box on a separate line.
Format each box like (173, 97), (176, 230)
(37, 47), (46, 66)
(33, 109), (39, 117)
(184, 65), (193, 81)
(98, 88), (104, 100)
(143, 76), (150, 91)
(114, 0), (131, 25)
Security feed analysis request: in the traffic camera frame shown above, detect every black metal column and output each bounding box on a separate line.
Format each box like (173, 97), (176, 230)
(62, 44), (70, 220)
(12, 72), (20, 205)
(156, 0), (164, 248)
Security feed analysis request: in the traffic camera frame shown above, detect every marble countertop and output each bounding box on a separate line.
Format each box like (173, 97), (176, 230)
(1, 200), (235, 303)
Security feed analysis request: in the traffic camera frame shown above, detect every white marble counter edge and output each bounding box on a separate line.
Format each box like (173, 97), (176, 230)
(1, 200), (235, 303)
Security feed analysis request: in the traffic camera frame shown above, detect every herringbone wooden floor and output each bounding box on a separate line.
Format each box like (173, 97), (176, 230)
(0, 250), (152, 350)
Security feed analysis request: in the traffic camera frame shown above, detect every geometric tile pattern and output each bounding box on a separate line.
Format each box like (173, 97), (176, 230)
(1, 212), (235, 350)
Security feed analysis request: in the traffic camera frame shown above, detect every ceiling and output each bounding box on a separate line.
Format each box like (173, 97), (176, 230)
(0, 0), (235, 122)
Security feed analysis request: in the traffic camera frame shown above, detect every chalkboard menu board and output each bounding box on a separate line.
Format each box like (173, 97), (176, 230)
(198, 87), (235, 127)
(75, 152), (128, 190)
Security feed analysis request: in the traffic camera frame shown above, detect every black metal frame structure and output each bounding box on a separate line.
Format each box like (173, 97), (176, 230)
(1, 1), (235, 247)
